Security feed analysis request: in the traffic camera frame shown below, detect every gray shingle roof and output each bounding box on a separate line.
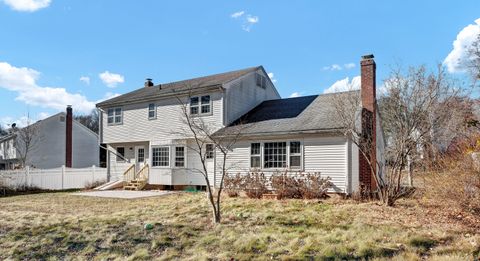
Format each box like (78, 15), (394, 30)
(215, 90), (360, 136)
(97, 66), (261, 108)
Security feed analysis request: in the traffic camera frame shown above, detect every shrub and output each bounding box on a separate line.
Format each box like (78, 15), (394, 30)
(270, 171), (302, 199)
(299, 173), (332, 199)
(270, 171), (332, 199)
(224, 173), (243, 197)
(242, 171), (268, 199)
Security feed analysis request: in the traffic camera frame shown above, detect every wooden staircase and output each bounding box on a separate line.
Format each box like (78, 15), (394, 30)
(123, 164), (149, 191)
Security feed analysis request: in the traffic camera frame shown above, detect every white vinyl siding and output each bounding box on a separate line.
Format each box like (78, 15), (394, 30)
(215, 135), (348, 193)
(102, 92), (224, 144)
(224, 70), (280, 125)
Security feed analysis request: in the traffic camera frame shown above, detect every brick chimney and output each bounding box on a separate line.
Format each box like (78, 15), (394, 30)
(65, 105), (73, 168)
(145, 78), (154, 88)
(359, 54), (377, 191)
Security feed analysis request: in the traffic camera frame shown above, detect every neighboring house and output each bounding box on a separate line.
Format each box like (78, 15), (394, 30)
(96, 55), (384, 194)
(0, 106), (99, 170)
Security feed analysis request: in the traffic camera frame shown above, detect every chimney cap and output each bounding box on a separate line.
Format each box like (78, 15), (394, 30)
(362, 54), (375, 60)
(145, 78), (154, 87)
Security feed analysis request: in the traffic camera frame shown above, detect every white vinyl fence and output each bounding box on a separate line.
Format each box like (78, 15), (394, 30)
(0, 166), (109, 190)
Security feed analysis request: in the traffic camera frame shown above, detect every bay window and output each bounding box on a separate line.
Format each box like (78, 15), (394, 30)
(152, 147), (169, 167)
(175, 146), (185, 167)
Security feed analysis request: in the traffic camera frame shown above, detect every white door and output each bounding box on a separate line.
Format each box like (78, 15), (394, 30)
(135, 146), (145, 172)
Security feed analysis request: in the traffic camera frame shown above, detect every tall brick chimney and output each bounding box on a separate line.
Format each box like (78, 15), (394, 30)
(359, 54), (377, 191)
(65, 105), (73, 168)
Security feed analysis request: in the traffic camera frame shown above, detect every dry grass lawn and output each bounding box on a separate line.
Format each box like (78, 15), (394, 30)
(0, 192), (478, 260)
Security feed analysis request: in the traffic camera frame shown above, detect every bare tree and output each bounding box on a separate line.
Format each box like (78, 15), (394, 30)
(74, 109), (99, 134)
(173, 91), (245, 224)
(466, 34), (480, 85)
(13, 119), (40, 168)
(332, 64), (466, 206)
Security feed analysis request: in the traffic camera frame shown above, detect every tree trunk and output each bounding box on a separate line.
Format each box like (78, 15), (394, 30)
(407, 155), (413, 187)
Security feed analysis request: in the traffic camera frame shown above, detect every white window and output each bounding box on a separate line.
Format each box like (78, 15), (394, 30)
(250, 141), (302, 169)
(250, 143), (261, 168)
(206, 144), (214, 159)
(289, 141), (302, 169)
(152, 147), (169, 167)
(255, 73), (267, 89)
(190, 95), (211, 115)
(175, 146), (185, 167)
(264, 142), (287, 168)
(107, 107), (122, 125)
(148, 103), (156, 119)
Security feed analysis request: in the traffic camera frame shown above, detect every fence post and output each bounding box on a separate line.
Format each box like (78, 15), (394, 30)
(92, 165), (96, 183)
(25, 166), (30, 188)
(61, 165), (65, 190)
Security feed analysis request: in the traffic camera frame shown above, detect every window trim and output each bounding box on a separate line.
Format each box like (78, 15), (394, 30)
(250, 143), (261, 168)
(255, 73), (267, 89)
(174, 146), (186, 168)
(206, 144), (214, 159)
(148, 103), (156, 120)
(189, 95), (212, 116)
(107, 107), (123, 125)
(151, 146), (170, 168)
(249, 140), (303, 171)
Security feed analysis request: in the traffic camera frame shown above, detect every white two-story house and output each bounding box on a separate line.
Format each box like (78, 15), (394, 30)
(97, 55), (384, 194)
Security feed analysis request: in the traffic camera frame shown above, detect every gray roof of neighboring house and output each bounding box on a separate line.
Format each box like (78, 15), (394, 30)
(215, 90), (360, 136)
(97, 66), (262, 108)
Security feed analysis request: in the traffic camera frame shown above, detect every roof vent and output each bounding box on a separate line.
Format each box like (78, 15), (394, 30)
(145, 78), (154, 88)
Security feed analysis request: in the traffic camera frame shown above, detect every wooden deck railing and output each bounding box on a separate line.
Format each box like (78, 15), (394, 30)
(123, 164), (135, 183)
(136, 164), (149, 181)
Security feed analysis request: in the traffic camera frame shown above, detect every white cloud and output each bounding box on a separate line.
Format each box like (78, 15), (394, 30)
(444, 18), (480, 73)
(99, 71), (124, 88)
(323, 76), (361, 94)
(1, 111), (51, 129)
(231, 11), (259, 32)
(267, 72), (277, 83)
(323, 62), (356, 71)
(100, 92), (121, 101)
(289, 92), (304, 98)
(2, 0), (51, 12)
(0, 61), (96, 114)
(79, 76), (90, 85)
(230, 11), (244, 18)
(242, 15), (259, 32)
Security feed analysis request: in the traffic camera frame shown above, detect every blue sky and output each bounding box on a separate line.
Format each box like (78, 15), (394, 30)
(0, 0), (479, 127)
